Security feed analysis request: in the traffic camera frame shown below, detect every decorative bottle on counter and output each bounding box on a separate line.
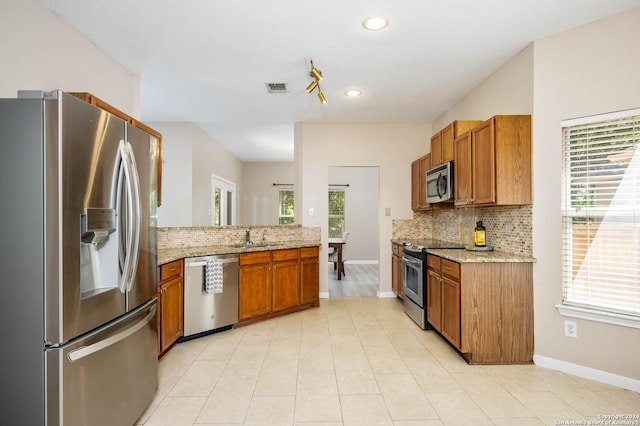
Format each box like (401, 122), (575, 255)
(474, 221), (486, 247)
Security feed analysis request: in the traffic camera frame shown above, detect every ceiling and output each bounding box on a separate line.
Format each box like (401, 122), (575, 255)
(40, 0), (640, 162)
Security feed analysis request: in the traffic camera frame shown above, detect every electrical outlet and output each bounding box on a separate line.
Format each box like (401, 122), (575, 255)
(564, 320), (577, 337)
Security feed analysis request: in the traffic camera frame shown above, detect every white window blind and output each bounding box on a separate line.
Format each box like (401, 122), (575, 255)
(561, 108), (640, 317)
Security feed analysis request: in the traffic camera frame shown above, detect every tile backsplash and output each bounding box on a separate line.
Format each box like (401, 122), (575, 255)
(157, 225), (321, 250)
(392, 205), (532, 256)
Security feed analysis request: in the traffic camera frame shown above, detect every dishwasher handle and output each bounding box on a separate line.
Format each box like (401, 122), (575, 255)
(186, 258), (238, 268)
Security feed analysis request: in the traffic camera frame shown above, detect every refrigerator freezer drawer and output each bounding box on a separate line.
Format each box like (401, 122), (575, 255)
(46, 300), (158, 426)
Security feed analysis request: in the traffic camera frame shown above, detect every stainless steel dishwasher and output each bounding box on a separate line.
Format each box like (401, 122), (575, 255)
(180, 254), (239, 341)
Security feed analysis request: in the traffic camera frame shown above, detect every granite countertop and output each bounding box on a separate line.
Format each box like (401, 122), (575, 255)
(158, 240), (321, 265)
(391, 239), (536, 263)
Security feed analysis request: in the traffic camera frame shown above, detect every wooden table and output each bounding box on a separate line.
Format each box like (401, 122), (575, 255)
(328, 238), (345, 280)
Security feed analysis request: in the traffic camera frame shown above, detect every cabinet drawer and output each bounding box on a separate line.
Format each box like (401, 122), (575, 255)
(301, 246), (319, 258)
(272, 248), (300, 262)
(427, 255), (441, 271)
(160, 259), (182, 281)
(240, 251), (271, 266)
(441, 259), (460, 280)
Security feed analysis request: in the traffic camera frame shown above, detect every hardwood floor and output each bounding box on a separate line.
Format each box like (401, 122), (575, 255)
(328, 262), (379, 297)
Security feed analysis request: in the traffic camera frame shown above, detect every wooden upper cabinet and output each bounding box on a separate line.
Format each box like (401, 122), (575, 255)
(430, 133), (442, 166)
(454, 131), (473, 206)
(411, 154), (431, 211)
(431, 120), (482, 166)
(69, 92), (163, 207)
(455, 115), (532, 207)
(471, 120), (496, 205)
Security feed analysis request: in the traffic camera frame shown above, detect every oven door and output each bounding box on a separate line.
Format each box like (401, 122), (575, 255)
(402, 254), (424, 308)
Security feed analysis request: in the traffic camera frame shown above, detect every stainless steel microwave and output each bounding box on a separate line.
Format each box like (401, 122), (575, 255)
(426, 160), (454, 203)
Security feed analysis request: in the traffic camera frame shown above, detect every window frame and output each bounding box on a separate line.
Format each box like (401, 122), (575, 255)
(278, 188), (295, 225)
(328, 189), (346, 239)
(558, 107), (640, 329)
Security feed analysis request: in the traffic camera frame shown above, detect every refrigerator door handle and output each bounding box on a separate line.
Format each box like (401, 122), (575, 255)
(117, 140), (135, 294)
(124, 141), (142, 292)
(67, 304), (156, 362)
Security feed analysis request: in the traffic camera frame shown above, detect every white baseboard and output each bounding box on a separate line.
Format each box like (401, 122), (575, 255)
(319, 292), (329, 299)
(376, 291), (397, 298)
(533, 354), (640, 392)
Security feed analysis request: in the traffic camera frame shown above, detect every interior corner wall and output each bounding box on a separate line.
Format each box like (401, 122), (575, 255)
(1, 0), (140, 118)
(241, 162), (295, 225)
(432, 43), (534, 132)
(296, 122), (431, 296)
(532, 7), (640, 381)
(191, 126), (244, 226)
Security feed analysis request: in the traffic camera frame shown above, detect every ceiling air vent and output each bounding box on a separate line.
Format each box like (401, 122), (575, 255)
(265, 83), (289, 94)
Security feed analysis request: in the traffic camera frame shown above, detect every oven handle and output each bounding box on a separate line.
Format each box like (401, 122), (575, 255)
(402, 255), (423, 268)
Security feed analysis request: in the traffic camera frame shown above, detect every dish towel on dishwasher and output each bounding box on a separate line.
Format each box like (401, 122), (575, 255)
(204, 258), (223, 294)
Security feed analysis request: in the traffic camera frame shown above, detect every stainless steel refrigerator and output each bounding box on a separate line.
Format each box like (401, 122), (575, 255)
(0, 90), (159, 425)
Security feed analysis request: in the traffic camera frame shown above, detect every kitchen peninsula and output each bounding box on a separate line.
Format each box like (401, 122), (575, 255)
(156, 225), (321, 355)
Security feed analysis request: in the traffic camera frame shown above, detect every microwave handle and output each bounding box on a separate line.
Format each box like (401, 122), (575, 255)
(436, 174), (444, 199)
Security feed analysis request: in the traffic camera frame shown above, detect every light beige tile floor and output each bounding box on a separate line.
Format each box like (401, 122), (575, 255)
(137, 297), (640, 426)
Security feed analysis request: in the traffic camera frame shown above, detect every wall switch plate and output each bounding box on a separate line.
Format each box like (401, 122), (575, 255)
(385, 207), (391, 216)
(564, 320), (577, 337)
(308, 207), (314, 216)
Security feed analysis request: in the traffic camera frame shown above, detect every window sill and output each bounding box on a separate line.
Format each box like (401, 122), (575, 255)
(555, 304), (640, 330)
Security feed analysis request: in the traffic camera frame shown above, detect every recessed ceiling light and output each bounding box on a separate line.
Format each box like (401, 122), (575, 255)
(345, 89), (362, 97)
(362, 17), (388, 31)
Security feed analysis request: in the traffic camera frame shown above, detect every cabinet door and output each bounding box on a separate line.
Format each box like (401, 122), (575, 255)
(418, 154), (431, 209)
(430, 133), (442, 166)
(441, 276), (461, 349)
(471, 120), (496, 205)
(411, 160), (421, 210)
(391, 254), (403, 297)
(440, 123), (455, 164)
(301, 256), (319, 305)
(239, 263), (272, 320)
(454, 132), (472, 206)
(426, 269), (442, 331)
(159, 276), (183, 353)
(272, 259), (300, 312)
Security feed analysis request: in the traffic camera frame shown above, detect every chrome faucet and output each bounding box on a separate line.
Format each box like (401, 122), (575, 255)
(245, 228), (253, 246)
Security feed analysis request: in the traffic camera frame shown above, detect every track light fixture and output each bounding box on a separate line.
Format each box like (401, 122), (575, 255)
(306, 59), (326, 104)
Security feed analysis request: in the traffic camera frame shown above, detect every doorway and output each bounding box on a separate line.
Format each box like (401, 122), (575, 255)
(328, 166), (379, 297)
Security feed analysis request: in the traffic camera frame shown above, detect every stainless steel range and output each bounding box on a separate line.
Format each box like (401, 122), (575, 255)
(402, 241), (463, 329)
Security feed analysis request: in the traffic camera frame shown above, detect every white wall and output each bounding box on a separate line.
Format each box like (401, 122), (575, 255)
(241, 162), (295, 225)
(432, 43), (534, 131)
(532, 8), (640, 382)
(192, 125), (244, 226)
(0, 0), (140, 117)
(152, 122), (244, 227)
(296, 122), (431, 297)
(329, 166), (379, 262)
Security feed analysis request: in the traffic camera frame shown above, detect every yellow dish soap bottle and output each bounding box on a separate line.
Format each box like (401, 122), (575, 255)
(474, 221), (486, 247)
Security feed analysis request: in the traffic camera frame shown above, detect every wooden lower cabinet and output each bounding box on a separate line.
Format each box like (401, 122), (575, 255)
(239, 251), (272, 320)
(426, 254), (533, 364)
(158, 259), (183, 356)
(239, 247), (320, 326)
(301, 247), (320, 305)
(391, 243), (403, 297)
(272, 250), (300, 312)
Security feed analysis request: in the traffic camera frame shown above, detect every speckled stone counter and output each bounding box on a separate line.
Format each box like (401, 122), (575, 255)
(158, 240), (321, 265)
(391, 239), (535, 263)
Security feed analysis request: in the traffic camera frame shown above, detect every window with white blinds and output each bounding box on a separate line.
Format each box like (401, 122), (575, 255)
(561, 108), (640, 317)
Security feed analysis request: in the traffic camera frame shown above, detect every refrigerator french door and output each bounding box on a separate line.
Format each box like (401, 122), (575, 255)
(0, 91), (159, 426)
